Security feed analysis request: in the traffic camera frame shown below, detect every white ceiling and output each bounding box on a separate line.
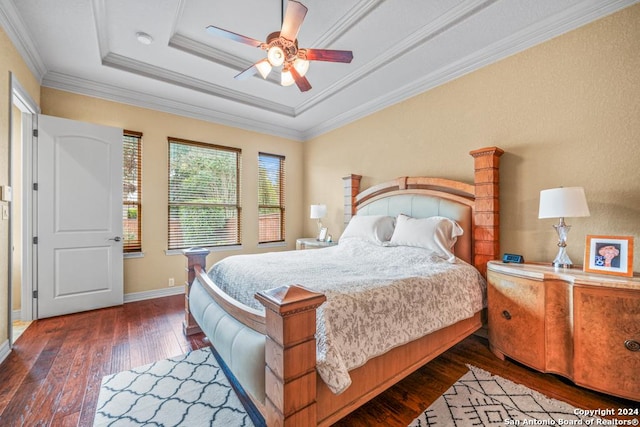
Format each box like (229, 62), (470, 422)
(1, 0), (637, 141)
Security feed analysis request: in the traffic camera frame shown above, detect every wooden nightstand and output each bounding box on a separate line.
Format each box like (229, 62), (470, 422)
(487, 261), (640, 401)
(296, 238), (337, 250)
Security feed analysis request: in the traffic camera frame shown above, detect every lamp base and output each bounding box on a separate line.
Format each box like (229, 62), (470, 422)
(551, 219), (573, 268)
(552, 248), (573, 269)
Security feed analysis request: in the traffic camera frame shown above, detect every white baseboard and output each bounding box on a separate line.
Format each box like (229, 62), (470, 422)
(124, 286), (185, 303)
(0, 339), (11, 365)
(12, 309), (21, 322)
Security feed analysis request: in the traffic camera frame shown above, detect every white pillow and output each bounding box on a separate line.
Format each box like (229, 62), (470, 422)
(389, 214), (463, 262)
(340, 215), (396, 244)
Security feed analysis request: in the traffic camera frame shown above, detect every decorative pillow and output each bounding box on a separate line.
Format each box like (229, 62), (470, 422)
(339, 215), (396, 244)
(389, 214), (463, 262)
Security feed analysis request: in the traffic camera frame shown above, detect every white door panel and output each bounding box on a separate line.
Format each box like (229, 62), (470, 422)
(37, 115), (123, 318)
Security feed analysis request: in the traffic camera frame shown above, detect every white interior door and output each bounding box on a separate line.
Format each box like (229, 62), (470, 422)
(36, 115), (123, 318)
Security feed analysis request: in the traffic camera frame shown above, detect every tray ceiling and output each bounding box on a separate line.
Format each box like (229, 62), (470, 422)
(1, 0), (636, 141)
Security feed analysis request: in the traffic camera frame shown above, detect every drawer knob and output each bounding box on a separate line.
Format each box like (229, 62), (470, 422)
(625, 340), (640, 352)
(502, 310), (512, 320)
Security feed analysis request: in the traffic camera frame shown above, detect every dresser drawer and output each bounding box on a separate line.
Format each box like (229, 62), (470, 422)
(573, 286), (640, 400)
(487, 271), (545, 370)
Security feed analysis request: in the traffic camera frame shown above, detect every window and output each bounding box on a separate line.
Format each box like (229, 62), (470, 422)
(168, 137), (241, 249)
(123, 130), (142, 253)
(258, 153), (285, 243)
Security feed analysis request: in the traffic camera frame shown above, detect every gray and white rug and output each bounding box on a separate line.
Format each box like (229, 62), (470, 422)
(94, 347), (256, 426)
(410, 365), (598, 426)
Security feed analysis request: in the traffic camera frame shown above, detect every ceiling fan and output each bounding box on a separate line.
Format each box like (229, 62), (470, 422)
(206, 0), (353, 92)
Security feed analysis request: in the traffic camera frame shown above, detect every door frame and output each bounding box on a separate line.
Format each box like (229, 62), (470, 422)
(9, 73), (39, 335)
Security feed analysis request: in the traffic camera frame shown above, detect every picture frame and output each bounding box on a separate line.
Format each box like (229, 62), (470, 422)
(317, 227), (328, 242)
(584, 235), (634, 277)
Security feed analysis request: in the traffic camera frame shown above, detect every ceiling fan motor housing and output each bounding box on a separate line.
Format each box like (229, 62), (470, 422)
(265, 31), (299, 65)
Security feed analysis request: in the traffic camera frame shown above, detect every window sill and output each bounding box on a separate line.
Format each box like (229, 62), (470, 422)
(124, 252), (145, 259)
(164, 245), (244, 256)
(258, 242), (287, 249)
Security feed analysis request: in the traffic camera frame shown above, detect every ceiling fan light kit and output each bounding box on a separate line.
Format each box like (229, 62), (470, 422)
(206, 0), (353, 92)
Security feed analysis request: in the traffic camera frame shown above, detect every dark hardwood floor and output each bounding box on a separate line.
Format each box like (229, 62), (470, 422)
(0, 295), (635, 426)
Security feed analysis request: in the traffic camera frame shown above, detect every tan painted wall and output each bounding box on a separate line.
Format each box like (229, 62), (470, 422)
(41, 88), (304, 295)
(0, 26), (40, 345)
(304, 5), (640, 271)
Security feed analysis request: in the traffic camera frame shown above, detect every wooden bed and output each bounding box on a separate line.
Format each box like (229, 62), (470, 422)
(183, 146), (504, 426)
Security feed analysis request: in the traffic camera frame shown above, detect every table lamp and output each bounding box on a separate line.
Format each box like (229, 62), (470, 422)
(538, 187), (590, 268)
(310, 204), (327, 240)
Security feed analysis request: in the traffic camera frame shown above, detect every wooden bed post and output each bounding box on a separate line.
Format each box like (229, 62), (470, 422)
(342, 174), (362, 227)
(469, 146), (504, 277)
(255, 285), (327, 427)
(183, 247), (210, 336)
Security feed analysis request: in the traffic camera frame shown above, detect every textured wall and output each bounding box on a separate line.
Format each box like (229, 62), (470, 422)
(304, 5), (640, 271)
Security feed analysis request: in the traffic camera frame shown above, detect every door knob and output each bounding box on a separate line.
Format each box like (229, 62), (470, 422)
(109, 236), (122, 242)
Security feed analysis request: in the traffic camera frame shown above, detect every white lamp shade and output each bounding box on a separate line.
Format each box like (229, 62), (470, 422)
(310, 204), (327, 219)
(538, 187), (590, 219)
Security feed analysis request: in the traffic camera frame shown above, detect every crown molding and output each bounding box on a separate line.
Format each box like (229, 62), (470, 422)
(311, 0), (384, 47)
(92, 0), (109, 57)
(0, 0), (47, 81)
(102, 52), (295, 116)
(41, 71), (305, 141)
(91, 0), (291, 116)
(296, 0), (494, 117)
(301, 0), (638, 140)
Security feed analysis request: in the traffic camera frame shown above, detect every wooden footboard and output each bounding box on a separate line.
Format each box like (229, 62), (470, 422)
(315, 312), (482, 426)
(182, 146), (503, 426)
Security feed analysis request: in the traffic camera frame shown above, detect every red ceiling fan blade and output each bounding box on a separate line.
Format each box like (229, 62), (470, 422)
(206, 25), (263, 48)
(280, 0), (308, 42)
(303, 49), (353, 63)
(289, 65), (312, 92)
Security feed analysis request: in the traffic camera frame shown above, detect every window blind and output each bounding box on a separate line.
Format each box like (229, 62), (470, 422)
(258, 153), (285, 243)
(123, 130), (142, 252)
(168, 138), (241, 249)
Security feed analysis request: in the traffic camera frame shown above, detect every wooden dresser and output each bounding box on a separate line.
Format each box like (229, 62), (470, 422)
(487, 261), (640, 401)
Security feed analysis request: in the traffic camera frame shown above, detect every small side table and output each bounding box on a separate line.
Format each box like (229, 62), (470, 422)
(296, 237), (337, 250)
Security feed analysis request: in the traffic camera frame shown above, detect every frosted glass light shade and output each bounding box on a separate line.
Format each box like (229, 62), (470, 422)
(538, 187), (590, 219)
(294, 58), (309, 76)
(310, 204), (327, 219)
(255, 59), (272, 79)
(281, 69), (294, 86)
(267, 46), (285, 66)
(281, 60), (310, 86)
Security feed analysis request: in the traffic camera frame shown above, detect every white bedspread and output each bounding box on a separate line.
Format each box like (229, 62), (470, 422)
(208, 239), (486, 394)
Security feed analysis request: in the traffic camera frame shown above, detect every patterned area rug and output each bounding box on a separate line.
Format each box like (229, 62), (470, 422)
(94, 347), (256, 426)
(409, 365), (598, 426)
